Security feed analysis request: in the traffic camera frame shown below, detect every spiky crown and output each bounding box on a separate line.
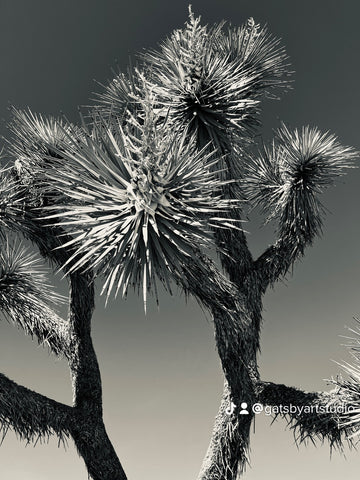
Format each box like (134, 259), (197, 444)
(245, 124), (357, 252)
(142, 9), (290, 151)
(39, 95), (241, 307)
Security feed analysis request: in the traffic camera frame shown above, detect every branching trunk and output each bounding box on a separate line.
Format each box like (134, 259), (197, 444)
(66, 271), (127, 478)
(179, 250), (260, 478)
(3, 216), (129, 479)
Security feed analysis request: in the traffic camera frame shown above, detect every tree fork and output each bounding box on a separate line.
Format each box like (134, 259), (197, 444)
(22, 218), (128, 479)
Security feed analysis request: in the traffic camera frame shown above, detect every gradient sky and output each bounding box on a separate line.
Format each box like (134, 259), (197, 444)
(0, 0), (360, 479)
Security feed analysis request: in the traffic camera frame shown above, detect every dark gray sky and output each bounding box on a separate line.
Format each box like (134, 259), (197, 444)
(0, 1), (360, 479)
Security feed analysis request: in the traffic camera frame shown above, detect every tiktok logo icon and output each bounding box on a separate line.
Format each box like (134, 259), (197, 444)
(225, 401), (250, 415)
(225, 402), (237, 415)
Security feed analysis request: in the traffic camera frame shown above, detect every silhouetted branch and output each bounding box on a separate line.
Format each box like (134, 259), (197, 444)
(0, 373), (73, 444)
(248, 125), (357, 292)
(258, 381), (359, 449)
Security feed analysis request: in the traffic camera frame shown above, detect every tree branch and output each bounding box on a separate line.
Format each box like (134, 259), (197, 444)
(1, 295), (70, 359)
(67, 271), (100, 411)
(254, 238), (305, 293)
(66, 270), (127, 480)
(181, 250), (257, 392)
(257, 380), (358, 449)
(247, 125), (357, 293)
(0, 372), (73, 444)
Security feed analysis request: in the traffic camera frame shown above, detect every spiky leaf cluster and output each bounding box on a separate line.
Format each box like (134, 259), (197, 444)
(245, 124), (357, 253)
(41, 102), (240, 306)
(334, 370), (360, 439)
(94, 67), (146, 120)
(7, 108), (83, 206)
(330, 321), (360, 438)
(0, 239), (62, 303)
(143, 9), (290, 151)
(0, 239), (66, 354)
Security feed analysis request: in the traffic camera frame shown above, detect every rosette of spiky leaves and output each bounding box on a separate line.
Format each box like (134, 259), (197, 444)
(42, 107), (239, 308)
(143, 8), (290, 154)
(245, 124), (357, 259)
(7, 108), (84, 207)
(0, 238), (66, 355)
(93, 67), (146, 121)
(329, 321), (360, 439)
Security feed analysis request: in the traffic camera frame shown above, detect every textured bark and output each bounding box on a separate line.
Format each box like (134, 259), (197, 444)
(190, 134), (263, 478)
(254, 239), (305, 293)
(65, 270), (127, 478)
(18, 215), (128, 479)
(197, 381), (252, 480)
(70, 416), (127, 480)
(257, 381), (356, 448)
(67, 272), (99, 409)
(180, 250), (260, 479)
(0, 373), (73, 442)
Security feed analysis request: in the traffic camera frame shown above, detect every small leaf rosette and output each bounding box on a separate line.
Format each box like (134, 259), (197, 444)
(245, 124), (357, 250)
(7, 108), (84, 207)
(0, 239), (63, 319)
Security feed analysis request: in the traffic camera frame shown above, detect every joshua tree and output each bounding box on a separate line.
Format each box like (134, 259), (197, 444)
(0, 8), (359, 480)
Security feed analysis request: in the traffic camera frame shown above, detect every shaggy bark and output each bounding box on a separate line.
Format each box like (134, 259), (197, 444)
(70, 417), (127, 480)
(257, 381), (356, 448)
(0, 291), (70, 358)
(0, 373), (73, 442)
(197, 381), (252, 480)
(177, 248), (260, 478)
(191, 173), (263, 478)
(67, 271), (127, 479)
(0, 205), (128, 479)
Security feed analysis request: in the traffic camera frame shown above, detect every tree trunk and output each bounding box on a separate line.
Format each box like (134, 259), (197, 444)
(71, 417), (127, 480)
(197, 382), (253, 480)
(67, 269), (127, 479)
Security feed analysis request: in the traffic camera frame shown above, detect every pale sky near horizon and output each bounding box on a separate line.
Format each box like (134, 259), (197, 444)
(0, 1), (360, 479)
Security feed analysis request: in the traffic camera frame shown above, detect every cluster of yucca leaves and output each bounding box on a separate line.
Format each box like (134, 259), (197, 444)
(245, 124), (357, 258)
(0, 238), (66, 355)
(2, 9), (293, 304)
(1, 8), (360, 441)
